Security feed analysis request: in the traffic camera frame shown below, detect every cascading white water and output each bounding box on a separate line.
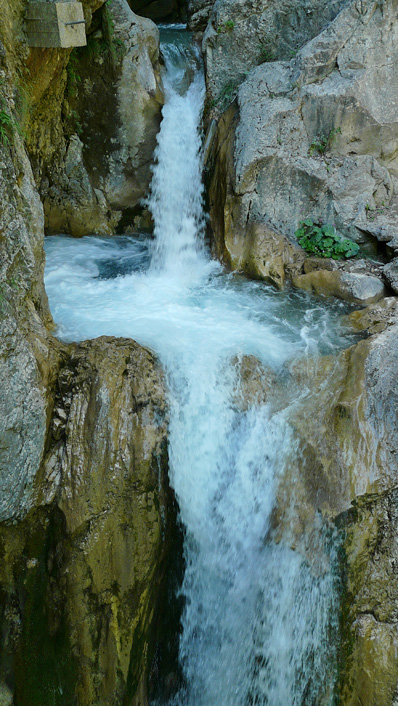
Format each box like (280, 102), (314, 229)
(44, 27), (354, 706)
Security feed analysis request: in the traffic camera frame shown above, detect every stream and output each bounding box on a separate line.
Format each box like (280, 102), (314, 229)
(45, 26), (357, 706)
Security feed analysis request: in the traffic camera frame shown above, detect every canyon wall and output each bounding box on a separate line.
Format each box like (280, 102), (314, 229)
(0, 1), (176, 703)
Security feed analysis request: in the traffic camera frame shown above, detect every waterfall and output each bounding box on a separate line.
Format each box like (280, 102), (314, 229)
(44, 26), (352, 706)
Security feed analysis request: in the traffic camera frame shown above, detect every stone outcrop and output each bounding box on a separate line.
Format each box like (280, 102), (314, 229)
(201, 0), (348, 99)
(384, 259), (398, 295)
(280, 307), (398, 705)
(41, 0), (164, 235)
(1, 0), (163, 238)
(206, 0), (398, 293)
(292, 269), (386, 305)
(0, 336), (176, 706)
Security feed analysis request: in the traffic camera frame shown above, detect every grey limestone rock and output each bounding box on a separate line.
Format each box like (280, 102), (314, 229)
(384, 259), (398, 294)
(207, 0), (398, 281)
(202, 0), (348, 101)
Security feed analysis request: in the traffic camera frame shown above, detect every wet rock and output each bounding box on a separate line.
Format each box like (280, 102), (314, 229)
(282, 319), (398, 705)
(0, 103), (58, 522)
(99, 0), (164, 211)
(0, 337), (176, 706)
(43, 135), (118, 236)
(344, 297), (398, 335)
(338, 489), (398, 706)
(233, 222), (305, 289)
(25, 0), (164, 235)
(292, 270), (385, 305)
(231, 354), (279, 411)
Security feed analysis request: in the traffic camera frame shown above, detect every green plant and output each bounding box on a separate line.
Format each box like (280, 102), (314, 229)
(66, 51), (82, 97)
(217, 20), (235, 33)
(295, 219), (360, 260)
(258, 43), (276, 63)
(0, 109), (15, 146)
(210, 80), (239, 111)
(309, 126), (342, 155)
(102, 2), (126, 64)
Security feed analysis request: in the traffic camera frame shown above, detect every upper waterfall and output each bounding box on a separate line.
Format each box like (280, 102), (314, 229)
(147, 34), (208, 280)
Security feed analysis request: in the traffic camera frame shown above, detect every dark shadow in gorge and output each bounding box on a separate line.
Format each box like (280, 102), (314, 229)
(148, 502), (187, 705)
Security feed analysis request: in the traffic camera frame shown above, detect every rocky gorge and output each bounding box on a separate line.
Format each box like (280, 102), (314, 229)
(0, 0), (398, 705)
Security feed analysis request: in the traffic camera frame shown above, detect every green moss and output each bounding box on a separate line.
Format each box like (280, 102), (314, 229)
(10, 508), (78, 706)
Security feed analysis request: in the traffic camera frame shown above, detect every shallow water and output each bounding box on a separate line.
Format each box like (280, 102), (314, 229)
(45, 27), (356, 706)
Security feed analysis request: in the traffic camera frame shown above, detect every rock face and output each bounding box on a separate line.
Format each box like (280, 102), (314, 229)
(339, 489), (398, 706)
(201, 0), (348, 98)
(60, 0), (164, 226)
(282, 313), (398, 705)
(0, 5), (176, 703)
(44, 0), (163, 235)
(0, 85), (55, 522)
(15, 0), (164, 237)
(206, 0), (398, 288)
(0, 335), (177, 706)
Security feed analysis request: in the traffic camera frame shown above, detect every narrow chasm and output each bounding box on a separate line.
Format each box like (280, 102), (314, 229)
(43, 26), (364, 706)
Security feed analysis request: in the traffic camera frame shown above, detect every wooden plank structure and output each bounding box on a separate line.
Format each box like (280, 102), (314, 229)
(25, 2), (87, 48)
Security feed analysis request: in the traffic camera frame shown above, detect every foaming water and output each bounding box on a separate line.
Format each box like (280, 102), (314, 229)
(45, 27), (354, 706)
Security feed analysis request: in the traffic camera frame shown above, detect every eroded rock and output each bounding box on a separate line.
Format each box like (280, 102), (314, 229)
(202, 0), (348, 101)
(207, 0), (398, 287)
(0, 337), (176, 706)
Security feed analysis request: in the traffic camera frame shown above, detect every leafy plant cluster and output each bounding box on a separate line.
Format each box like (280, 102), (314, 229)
(217, 20), (235, 33)
(0, 79), (20, 147)
(295, 219), (360, 260)
(309, 126), (341, 155)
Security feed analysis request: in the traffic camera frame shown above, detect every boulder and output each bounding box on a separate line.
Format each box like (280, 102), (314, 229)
(292, 270), (385, 305)
(231, 222), (305, 288)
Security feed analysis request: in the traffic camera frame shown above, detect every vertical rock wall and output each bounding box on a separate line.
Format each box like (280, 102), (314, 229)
(0, 2), (178, 704)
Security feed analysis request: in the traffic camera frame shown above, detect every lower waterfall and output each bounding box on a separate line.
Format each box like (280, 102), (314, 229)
(45, 26), (355, 706)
